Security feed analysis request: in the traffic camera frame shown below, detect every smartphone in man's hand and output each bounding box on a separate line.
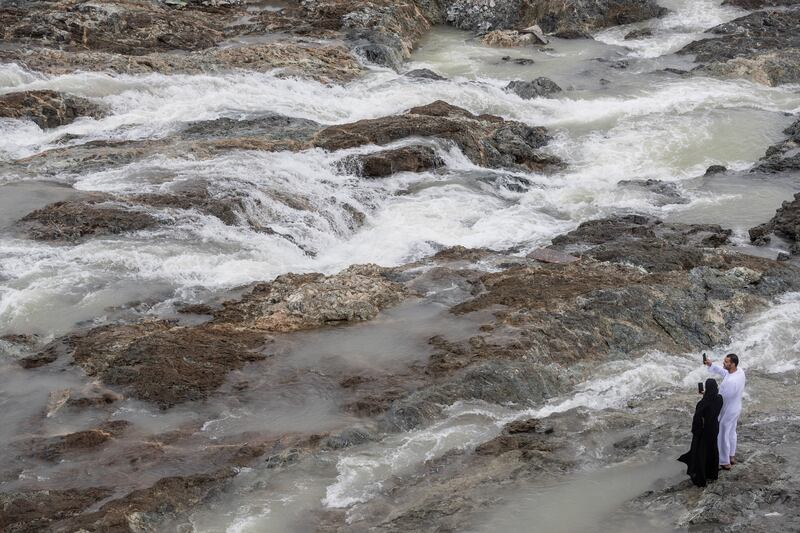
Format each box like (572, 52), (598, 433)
(698, 382), (704, 394)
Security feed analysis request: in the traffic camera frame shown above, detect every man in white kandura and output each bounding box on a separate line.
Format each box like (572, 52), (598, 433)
(704, 353), (746, 470)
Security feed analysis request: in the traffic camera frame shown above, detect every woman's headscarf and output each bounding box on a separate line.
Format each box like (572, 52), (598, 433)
(703, 378), (719, 399)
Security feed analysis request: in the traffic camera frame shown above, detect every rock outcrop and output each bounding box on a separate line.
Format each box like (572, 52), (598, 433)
(368, 215), (800, 433)
(314, 100), (562, 172)
(752, 117), (800, 173)
(15, 196), (159, 242)
(678, 9), (800, 86)
(0, 90), (104, 129)
(21, 265), (406, 407)
(441, 0), (667, 36)
(749, 192), (800, 251)
(505, 77), (563, 99)
(339, 145), (444, 177)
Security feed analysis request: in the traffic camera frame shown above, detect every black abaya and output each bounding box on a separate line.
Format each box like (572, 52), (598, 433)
(678, 378), (723, 487)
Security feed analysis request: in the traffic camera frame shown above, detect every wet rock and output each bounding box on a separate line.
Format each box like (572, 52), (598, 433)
(19, 265), (406, 407)
(314, 100), (563, 172)
(481, 29), (537, 47)
(0, 0), (228, 54)
(0, 42), (365, 83)
(441, 0), (666, 35)
(404, 68), (447, 80)
(617, 179), (690, 206)
(752, 117), (800, 173)
(723, 0), (800, 7)
(520, 24), (549, 44)
(501, 55), (535, 65)
(127, 186), (244, 226)
(678, 10), (800, 86)
(0, 90), (104, 129)
(213, 264), (407, 332)
(505, 78), (563, 99)
(549, 215), (732, 270)
(29, 321), (268, 408)
(629, 448), (800, 531)
(0, 487), (114, 533)
(15, 197), (159, 242)
(749, 192), (800, 252)
(705, 164), (728, 175)
(52, 469), (238, 531)
(624, 27), (653, 40)
(256, 0), (439, 70)
(179, 114), (321, 143)
(339, 145), (444, 177)
(25, 420), (131, 461)
(526, 248), (580, 264)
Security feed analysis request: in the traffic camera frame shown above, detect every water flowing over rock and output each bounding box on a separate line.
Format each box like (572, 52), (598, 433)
(21, 265), (406, 407)
(617, 179), (690, 206)
(371, 216), (799, 434)
(678, 9), (800, 86)
(0, 90), (104, 129)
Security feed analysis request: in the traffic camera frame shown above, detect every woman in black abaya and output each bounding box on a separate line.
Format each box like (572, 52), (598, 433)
(678, 378), (723, 487)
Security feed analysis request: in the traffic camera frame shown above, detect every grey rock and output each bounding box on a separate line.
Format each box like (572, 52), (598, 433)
(705, 164), (728, 175)
(0, 90), (104, 129)
(505, 78), (563, 99)
(753, 117), (800, 173)
(749, 192), (800, 253)
(617, 179), (690, 206)
(678, 10), (800, 86)
(404, 68), (447, 80)
(338, 145), (444, 178)
(624, 28), (653, 40)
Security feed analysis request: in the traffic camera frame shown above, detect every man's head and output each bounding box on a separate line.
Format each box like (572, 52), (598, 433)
(723, 353), (739, 371)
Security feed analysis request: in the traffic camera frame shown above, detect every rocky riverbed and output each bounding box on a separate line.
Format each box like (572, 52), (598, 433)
(2, 0), (800, 531)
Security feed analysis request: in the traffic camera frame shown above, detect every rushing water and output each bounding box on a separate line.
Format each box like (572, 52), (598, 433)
(1, 0), (800, 530)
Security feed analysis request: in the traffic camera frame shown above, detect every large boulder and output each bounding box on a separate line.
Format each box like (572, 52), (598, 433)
(0, 90), (104, 129)
(678, 9), (800, 86)
(313, 100), (562, 172)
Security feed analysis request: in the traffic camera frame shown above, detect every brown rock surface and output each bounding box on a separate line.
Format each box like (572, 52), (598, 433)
(315, 100), (562, 172)
(0, 90), (104, 129)
(21, 265), (406, 407)
(339, 145), (444, 177)
(15, 196), (159, 242)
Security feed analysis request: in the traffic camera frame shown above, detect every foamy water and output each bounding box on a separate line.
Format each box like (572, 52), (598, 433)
(1, 59), (797, 336)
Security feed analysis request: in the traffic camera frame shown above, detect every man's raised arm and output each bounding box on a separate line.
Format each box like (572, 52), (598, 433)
(707, 360), (726, 377)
